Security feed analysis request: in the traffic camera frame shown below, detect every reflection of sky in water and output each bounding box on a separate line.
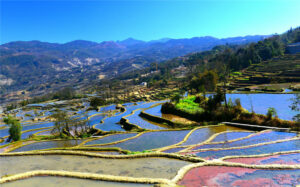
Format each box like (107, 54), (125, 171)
(144, 105), (162, 117)
(181, 126), (248, 146)
(126, 109), (166, 130)
(211, 132), (253, 142)
(227, 153), (300, 165)
(85, 133), (137, 145)
(99, 130), (190, 151)
(95, 101), (165, 131)
(195, 131), (297, 149)
(194, 139), (300, 159)
(180, 166), (300, 187)
(11, 139), (84, 152)
(226, 94), (297, 120)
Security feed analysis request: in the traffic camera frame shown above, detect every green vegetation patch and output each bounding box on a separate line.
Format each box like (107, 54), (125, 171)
(175, 96), (204, 114)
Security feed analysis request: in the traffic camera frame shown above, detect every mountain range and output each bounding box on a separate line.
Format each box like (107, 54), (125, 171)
(0, 35), (268, 95)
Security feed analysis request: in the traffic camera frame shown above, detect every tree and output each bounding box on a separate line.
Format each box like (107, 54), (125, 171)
(267, 107), (278, 120)
(188, 70), (218, 95)
(51, 110), (91, 138)
(51, 110), (72, 136)
(4, 115), (22, 141)
(201, 70), (218, 92)
(219, 64), (231, 108)
(53, 87), (75, 100)
(90, 97), (106, 109)
(171, 93), (182, 104)
(290, 93), (300, 122)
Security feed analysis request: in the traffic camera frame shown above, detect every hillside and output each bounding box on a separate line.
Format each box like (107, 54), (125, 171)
(229, 53), (300, 90)
(0, 35), (266, 95)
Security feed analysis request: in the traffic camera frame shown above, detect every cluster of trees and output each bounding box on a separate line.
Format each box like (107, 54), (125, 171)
(89, 97), (106, 110)
(3, 115), (22, 141)
(290, 93), (300, 122)
(188, 70), (218, 95)
(51, 110), (92, 138)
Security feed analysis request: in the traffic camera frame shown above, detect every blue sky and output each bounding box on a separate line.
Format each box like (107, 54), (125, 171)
(1, 0), (299, 44)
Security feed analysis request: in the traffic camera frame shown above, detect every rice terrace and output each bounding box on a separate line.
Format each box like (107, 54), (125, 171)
(0, 93), (299, 186)
(0, 0), (300, 187)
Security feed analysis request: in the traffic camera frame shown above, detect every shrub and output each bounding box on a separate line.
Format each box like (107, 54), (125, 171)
(90, 97), (106, 109)
(171, 93), (182, 104)
(266, 107), (277, 119)
(234, 98), (242, 108)
(4, 115), (22, 141)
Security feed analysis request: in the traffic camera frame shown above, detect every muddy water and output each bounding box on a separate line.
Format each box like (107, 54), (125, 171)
(162, 113), (196, 124)
(2, 177), (150, 187)
(77, 151), (124, 155)
(144, 104), (196, 124)
(0, 155), (191, 179)
(10, 139), (84, 152)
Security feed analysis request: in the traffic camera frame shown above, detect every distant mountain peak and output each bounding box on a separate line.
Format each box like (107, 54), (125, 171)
(117, 38), (145, 46)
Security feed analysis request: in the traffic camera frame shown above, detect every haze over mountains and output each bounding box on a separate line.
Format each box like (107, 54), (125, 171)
(0, 35), (268, 95)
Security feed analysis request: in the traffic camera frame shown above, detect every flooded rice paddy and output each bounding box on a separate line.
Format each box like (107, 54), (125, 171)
(178, 166), (300, 187)
(85, 133), (138, 145)
(11, 139), (84, 152)
(180, 125), (246, 146)
(1, 95), (299, 186)
(0, 155), (191, 179)
(224, 152), (300, 165)
(226, 93), (297, 120)
(192, 131), (298, 150)
(96, 130), (190, 151)
(188, 139), (300, 159)
(125, 110), (166, 130)
(2, 177), (151, 187)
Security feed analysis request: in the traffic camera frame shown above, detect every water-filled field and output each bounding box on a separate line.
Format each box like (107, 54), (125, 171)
(11, 139), (84, 152)
(144, 105), (162, 117)
(2, 177), (151, 187)
(97, 130), (190, 151)
(125, 110), (166, 130)
(95, 101), (166, 131)
(180, 125), (246, 146)
(20, 128), (51, 139)
(210, 131), (253, 142)
(192, 131), (297, 150)
(178, 166), (300, 187)
(224, 152), (300, 165)
(145, 94), (297, 120)
(1, 97), (299, 186)
(144, 104), (196, 124)
(84, 133), (138, 145)
(0, 155), (191, 179)
(226, 93), (297, 120)
(189, 139), (300, 159)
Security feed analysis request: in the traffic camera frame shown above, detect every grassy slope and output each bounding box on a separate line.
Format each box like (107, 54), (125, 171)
(175, 96), (204, 114)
